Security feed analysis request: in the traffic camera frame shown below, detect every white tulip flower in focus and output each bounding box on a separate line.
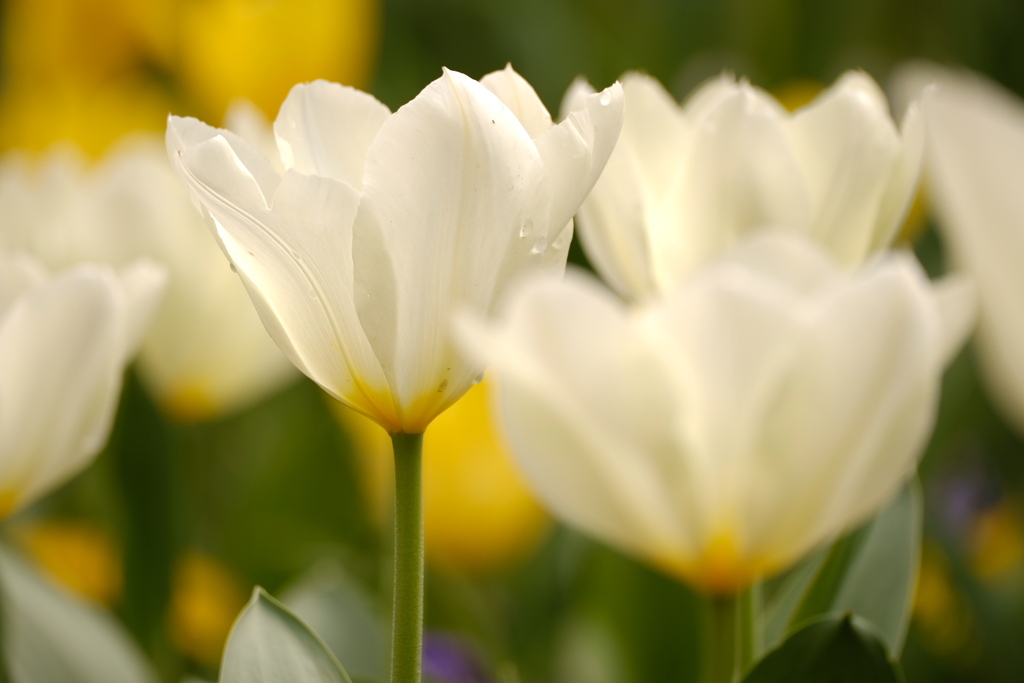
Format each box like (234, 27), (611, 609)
(0, 254), (164, 518)
(891, 63), (1024, 435)
(0, 137), (298, 421)
(570, 71), (923, 301)
(459, 233), (973, 592)
(167, 65), (624, 433)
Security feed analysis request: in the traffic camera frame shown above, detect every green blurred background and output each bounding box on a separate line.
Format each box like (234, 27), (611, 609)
(2, 0), (1024, 681)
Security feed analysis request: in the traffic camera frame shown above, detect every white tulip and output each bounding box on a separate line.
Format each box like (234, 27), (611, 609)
(0, 137), (297, 421)
(167, 65), (624, 433)
(570, 71), (923, 301)
(458, 233), (973, 592)
(891, 63), (1024, 435)
(0, 254), (165, 518)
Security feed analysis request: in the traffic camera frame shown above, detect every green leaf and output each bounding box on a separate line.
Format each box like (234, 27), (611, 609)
(764, 481), (922, 655)
(742, 615), (904, 683)
(0, 544), (157, 683)
(280, 561), (385, 682)
(219, 587), (353, 683)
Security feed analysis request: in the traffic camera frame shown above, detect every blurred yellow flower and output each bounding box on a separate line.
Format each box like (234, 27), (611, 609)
(1, 0), (174, 85)
(0, 80), (171, 157)
(970, 502), (1024, 580)
(0, 0), (380, 154)
(177, 0), (380, 119)
(336, 377), (549, 575)
(169, 551), (249, 668)
(16, 519), (122, 606)
(913, 543), (979, 663)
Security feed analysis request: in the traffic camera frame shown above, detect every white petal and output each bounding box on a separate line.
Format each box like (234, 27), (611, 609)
(273, 81), (390, 187)
(742, 254), (939, 564)
(0, 254), (46, 316)
(915, 68), (1024, 430)
(656, 85), (807, 285)
(224, 100), (285, 173)
(681, 73), (747, 120)
(170, 132), (395, 426)
(167, 115), (281, 204)
(651, 237), (823, 566)
(871, 103), (925, 252)
(617, 73), (689, 195)
(531, 81), (624, 259)
(458, 271), (703, 565)
(574, 126), (656, 300)
(0, 267), (126, 511)
(787, 72), (903, 264)
(558, 78), (595, 119)
(575, 73), (692, 298)
(0, 148), (86, 266)
(481, 64), (554, 138)
(353, 68), (551, 430)
(116, 259), (167, 358)
(932, 274), (977, 366)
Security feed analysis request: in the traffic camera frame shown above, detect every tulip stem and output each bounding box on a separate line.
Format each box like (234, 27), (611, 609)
(703, 593), (739, 683)
(702, 586), (761, 683)
(391, 432), (425, 683)
(736, 584), (761, 675)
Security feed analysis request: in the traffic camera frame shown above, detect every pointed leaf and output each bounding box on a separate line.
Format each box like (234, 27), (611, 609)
(219, 587), (352, 683)
(742, 615), (904, 683)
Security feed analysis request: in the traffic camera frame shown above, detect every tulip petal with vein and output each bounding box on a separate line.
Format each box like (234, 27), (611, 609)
(0, 255), (165, 519)
(570, 71), (923, 300)
(458, 233), (973, 592)
(167, 66), (624, 433)
(892, 63), (1024, 435)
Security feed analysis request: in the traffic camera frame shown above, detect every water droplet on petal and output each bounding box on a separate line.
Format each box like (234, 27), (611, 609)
(519, 219), (533, 238)
(531, 235), (548, 255)
(437, 378), (449, 393)
(473, 373), (484, 385)
(599, 90), (613, 106)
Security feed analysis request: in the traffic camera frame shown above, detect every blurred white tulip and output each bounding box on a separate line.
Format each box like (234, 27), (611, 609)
(570, 71), (923, 301)
(167, 65), (624, 433)
(891, 63), (1024, 435)
(459, 233), (973, 592)
(0, 254), (164, 518)
(0, 136), (298, 421)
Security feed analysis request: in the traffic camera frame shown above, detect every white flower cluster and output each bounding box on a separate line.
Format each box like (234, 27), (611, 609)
(5, 58), (1019, 606)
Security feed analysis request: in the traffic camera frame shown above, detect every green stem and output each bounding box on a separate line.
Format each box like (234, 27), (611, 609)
(736, 585), (761, 676)
(390, 433), (425, 683)
(704, 587), (763, 683)
(703, 593), (738, 683)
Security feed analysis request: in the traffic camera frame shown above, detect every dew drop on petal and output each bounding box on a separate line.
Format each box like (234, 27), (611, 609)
(531, 235), (548, 255)
(519, 219), (533, 238)
(599, 90), (613, 106)
(437, 378), (449, 393)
